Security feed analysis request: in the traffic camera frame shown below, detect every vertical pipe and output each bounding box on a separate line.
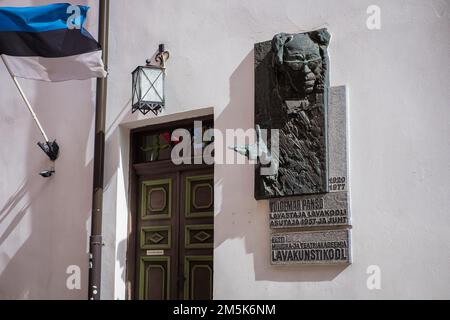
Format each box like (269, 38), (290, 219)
(88, 0), (109, 300)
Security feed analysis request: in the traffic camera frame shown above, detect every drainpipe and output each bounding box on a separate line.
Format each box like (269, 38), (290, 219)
(88, 0), (109, 300)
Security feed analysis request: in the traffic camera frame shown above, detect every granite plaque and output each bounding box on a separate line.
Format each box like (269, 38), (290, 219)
(328, 86), (348, 192)
(271, 230), (351, 265)
(270, 191), (350, 228)
(255, 29), (331, 199)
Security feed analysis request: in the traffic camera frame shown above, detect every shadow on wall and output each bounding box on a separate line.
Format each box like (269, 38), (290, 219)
(214, 49), (349, 282)
(117, 238), (127, 285)
(0, 77), (96, 299)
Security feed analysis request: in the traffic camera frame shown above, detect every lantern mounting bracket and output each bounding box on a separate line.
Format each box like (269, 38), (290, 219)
(154, 43), (170, 69)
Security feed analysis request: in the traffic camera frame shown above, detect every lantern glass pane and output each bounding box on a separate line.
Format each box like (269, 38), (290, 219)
(132, 69), (139, 105)
(140, 67), (164, 103)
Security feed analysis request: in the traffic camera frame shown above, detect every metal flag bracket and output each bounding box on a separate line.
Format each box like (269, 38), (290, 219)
(37, 140), (59, 161)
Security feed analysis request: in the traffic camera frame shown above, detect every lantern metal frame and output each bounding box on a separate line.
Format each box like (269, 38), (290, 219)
(132, 65), (165, 115)
(132, 44), (169, 116)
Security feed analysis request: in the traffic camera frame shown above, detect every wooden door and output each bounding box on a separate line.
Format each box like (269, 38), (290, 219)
(129, 117), (214, 300)
(134, 168), (213, 300)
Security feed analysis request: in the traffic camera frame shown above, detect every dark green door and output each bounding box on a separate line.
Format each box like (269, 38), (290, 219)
(136, 169), (214, 300)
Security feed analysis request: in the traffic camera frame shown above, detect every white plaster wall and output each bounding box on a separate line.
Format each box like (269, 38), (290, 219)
(107, 0), (450, 300)
(0, 0), (449, 300)
(0, 0), (99, 299)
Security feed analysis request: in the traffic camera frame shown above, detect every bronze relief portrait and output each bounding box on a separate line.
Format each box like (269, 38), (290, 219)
(255, 29), (331, 199)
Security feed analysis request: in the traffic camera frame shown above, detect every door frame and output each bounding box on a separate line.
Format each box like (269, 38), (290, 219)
(125, 115), (213, 300)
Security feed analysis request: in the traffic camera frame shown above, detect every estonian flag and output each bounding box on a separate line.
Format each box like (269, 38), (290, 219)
(0, 3), (107, 82)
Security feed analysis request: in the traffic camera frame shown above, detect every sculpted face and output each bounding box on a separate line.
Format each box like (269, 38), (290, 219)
(272, 32), (327, 96)
(283, 35), (322, 94)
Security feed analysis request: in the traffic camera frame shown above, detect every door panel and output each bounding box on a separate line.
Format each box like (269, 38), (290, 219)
(139, 257), (170, 300)
(184, 256), (213, 300)
(185, 175), (214, 218)
(185, 224), (214, 249)
(140, 226), (171, 250)
(141, 178), (172, 220)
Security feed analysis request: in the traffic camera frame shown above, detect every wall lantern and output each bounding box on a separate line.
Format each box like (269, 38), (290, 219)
(132, 44), (170, 115)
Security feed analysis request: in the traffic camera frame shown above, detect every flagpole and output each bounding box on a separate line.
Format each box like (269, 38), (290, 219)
(1, 56), (49, 142)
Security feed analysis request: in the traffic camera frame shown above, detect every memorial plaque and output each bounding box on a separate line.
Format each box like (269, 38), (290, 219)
(255, 29), (331, 199)
(271, 230), (351, 265)
(270, 191), (350, 229)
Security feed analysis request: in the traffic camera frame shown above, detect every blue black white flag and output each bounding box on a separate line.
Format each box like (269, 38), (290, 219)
(0, 3), (107, 81)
